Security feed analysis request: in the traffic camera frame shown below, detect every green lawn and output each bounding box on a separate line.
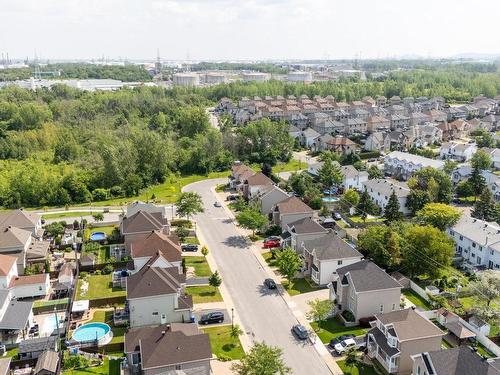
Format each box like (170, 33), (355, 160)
(284, 278), (319, 296)
(89, 310), (126, 345)
(75, 274), (126, 301)
(337, 360), (377, 375)
(84, 225), (118, 241)
(442, 338), (454, 349)
(63, 359), (121, 375)
(33, 298), (69, 308)
(476, 343), (495, 358)
(310, 316), (368, 344)
(202, 326), (245, 360)
(403, 290), (432, 310)
(262, 251), (277, 267)
(183, 236), (200, 245)
(184, 256), (211, 277)
(186, 285), (223, 303)
(272, 159), (304, 173)
(349, 215), (384, 223)
(42, 211), (92, 219)
(5, 347), (18, 358)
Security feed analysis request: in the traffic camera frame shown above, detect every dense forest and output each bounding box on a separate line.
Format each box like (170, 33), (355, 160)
(0, 63), (152, 82)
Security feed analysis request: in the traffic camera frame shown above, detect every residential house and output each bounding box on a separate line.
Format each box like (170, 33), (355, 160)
(361, 179), (411, 215)
(283, 217), (328, 250)
(445, 106), (467, 121)
(300, 127), (321, 148)
(33, 350), (59, 375)
(376, 96), (387, 107)
(256, 186), (291, 215)
(341, 165), (369, 191)
(437, 119), (470, 141)
(18, 335), (58, 359)
(367, 309), (443, 374)
(242, 172), (274, 201)
(120, 210), (170, 251)
(130, 231), (182, 273)
(343, 118), (368, 134)
(57, 262), (75, 289)
(459, 104), (480, 118)
(425, 109), (447, 123)
(329, 260), (402, 322)
(325, 136), (358, 155)
(390, 96), (402, 106)
(482, 147), (500, 169)
(311, 134), (335, 152)
(0, 209), (42, 237)
(272, 197), (314, 230)
(451, 166), (500, 200)
(389, 114), (411, 130)
(439, 142), (477, 161)
(125, 323), (211, 375)
(126, 201), (167, 219)
(0, 254), (49, 299)
(387, 105), (406, 116)
(447, 214), (500, 270)
(410, 124), (443, 147)
(409, 112), (430, 126)
(126, 263), (192, 328)
(0, 290), (33, 344)
(367, 115), (391, 133)
(411, 346), (500, 375)
(288, 124), (301, 139)
(468, 315), (491, 337)
(230, 162), (254, 189)
(364, 132), (391, 153)
(384, 151), (444, 181)
(300, 231), (362, 285)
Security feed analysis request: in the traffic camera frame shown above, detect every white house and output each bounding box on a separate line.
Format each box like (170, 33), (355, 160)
(482, 147), (500, 170)
(439, 142), (477, 162)
(300, 128), (321, 148)
(384, 151), (445, 180)
(362, 179), (411, 215)
(0, 254), (49, 299)
(257, 186), (291, 215)
(341, 165), (369, 191)
(447, 214), (500, 270)
(0, 290), (33, 345)
(58, 262), (75, 288)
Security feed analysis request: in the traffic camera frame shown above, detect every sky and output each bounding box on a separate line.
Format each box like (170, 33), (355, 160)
(1, 0), (499, 61)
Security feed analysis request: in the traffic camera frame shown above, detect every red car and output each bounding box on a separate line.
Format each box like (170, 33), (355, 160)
(263, 236), (281, 249)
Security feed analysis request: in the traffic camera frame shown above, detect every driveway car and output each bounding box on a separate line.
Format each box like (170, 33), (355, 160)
(334, 338), (356, 354)
(321, 218), (336, 229)
(328, 334), (355, 348)
(263, 236), (281, 249)
(291, 324), (309, 340)
(181, 244), (198, 252)
(199, 311), (224, 325)
(332, 212), (342, 221)
(264, 278), (277, 289)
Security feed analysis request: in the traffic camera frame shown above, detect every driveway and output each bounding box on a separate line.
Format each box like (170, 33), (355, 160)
(185, 178), (333, 375)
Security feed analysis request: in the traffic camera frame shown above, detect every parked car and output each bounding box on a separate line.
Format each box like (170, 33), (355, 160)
(328, 334), (355, 348)
(264, 278), (277, 289)
(199, 311), (224, 325)
(332, 212), (342, 220)
(181, 244), (198, 252)
(263, 236), (281, 249)
(291, 324), (309, 340)
(214, 201), (222, 207)
(334, 338), (356, 354)
(321, 218), (336, 229)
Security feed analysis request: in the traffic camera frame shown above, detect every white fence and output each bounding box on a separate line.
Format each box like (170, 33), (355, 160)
(409, 280), (431, 302)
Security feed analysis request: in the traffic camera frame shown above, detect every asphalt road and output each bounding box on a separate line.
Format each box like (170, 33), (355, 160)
(185, 179), (331, 375)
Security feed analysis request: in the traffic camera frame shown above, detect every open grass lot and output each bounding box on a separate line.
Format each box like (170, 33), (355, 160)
(42, 211), (92, 219)
(75, 274), (126, 301)
(63, 359), (120, 375)
(284, 278), (319, 296)
(184, 256), (211, 277)
(90, 310), (126, 345)
(202, 326), (245, 360)
(183, 236), (200, 245)
(337, 360), (377, 375)
(403, 290), (432, 310)
(349, 215), (385, 223)
(186, 285), (223, 303)
(271, 159), (304, 173)
(310, 316), (368, 344)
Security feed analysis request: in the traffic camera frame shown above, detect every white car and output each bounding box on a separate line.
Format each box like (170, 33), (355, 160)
(334, 338), (356, 354)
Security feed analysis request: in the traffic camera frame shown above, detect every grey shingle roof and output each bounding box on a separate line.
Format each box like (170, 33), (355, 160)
(0, 298), (33, 330)
(288, 217), (326, 235)
(19, 336), (57, 354)
(425, 346), (500, 375)
(126, 266), (185, 299)
(34, 350), (59, 374)
(376, 309), (443, 341)
(337, 260), (401, 292)
(302, 232), (361, 261)
(362, 179), (410, 198)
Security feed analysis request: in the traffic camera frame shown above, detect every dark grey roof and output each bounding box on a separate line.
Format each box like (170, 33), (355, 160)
(337, 260), (401, 292)
(127, 265), (185, 299)
(19, 336), (57, 354)
(288, 217), (327, 235)
(368, 327), (400, 357)
(302, 232), (361, 261)
(34, 350), (59, 374)
(0, 299), (33, 330)
(425, 346), (500, 375)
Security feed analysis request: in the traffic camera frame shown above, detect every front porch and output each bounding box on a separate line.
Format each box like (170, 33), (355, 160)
(367, 330), (400, 374)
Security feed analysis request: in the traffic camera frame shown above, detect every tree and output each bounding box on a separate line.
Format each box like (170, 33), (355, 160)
(472, 188), (496, 221)
(476, 131), (495, 148)
(92, 212), (104, 222)
(342, 189), (360, 207)
(469, 270), (500, 307)
(406, 167), (453, 213)
(344, 347), (358, 372)
(415, 203), (461, 230)
(208, 271), (222, 290)
(201, 246), (209, 256)
(261, 163), (273, 178)
(231, 342), (291, 375)
(236, 206), (267, 237)
(175, 226), (189, 241)
(455, 180), (474, 198)
(367, 165), (383, 179)
(357, 226), (401, 269)
(176, 192), (204, 219)
(471, 149), (492, 170)
(384, 190), (403, 223)
(468, 166), (486, 199)
(306, 299), (333, 330)
(230, 324), (243, 340)
(275, 247), (303, 287)
(318, 159), (343, 193)
(357, 188), (378, 221)
(443, 160), (458, 175)
(402, 224), (455, 279)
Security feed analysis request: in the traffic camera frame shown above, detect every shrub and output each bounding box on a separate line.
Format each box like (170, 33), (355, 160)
(341, 310), (355, 322)
(92, 188), (109, 201)
(79, 272), (88, 278)
(217, 354), (232, 362)
(176, 227), (190, 241)
(170, 219), (192, 228)
(102, 265), (114, 274)
(110, 186), (124, 198)
(94, 270), (102, 275)
(265, 224), (282, 237)
(308, 196), (322, 210)
(63, 354), (90, 370)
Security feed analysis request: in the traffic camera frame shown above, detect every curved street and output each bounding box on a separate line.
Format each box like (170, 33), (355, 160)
(185, 178), (332, 375)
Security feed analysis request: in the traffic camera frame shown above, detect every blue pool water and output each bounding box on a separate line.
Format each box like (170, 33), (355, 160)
(45, 315), (59, 332)
(322, 197), (339, 202)
(72, 322), (110, 342)
(90, 232), (106, 241)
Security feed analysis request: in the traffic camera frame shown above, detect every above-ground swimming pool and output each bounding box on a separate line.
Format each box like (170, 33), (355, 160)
(72, 322), (112, 346)
(90, 231), (106, 241)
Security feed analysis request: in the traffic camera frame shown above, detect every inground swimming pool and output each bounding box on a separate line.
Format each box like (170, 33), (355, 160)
(90, 232), (106, 241)
(72, 322), (112, 346)
(322, 196), (339, 203)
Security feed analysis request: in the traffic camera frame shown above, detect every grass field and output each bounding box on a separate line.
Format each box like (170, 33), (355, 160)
(337, 360), (377, 375)
(284, 278), (319, 296)
(349, 215), (385, 223)
(63, 359), (120, 375)
(75, 274), (126, 301)
(186, 285), (223, 303)
(403, 290), (433, 310)
(202, 326), (245, 360)
(310, 316), (368, 344)
(184, 256), (211, 277)
(42, 211), (93, 219)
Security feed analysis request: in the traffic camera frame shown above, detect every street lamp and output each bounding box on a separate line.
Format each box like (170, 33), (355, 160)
(231, 308), (234, 329)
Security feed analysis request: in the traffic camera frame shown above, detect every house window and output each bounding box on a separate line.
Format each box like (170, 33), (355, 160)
(131, 353), (140, 365)
(479, 246), (483, 251)
(175, 365), (182, 370)
(449, 230), (454, 236)
(38, 286), (42, 291)
(379, 305), (384, 313)
(491, 250), (494, 256)
(152, 312), (159, 316)
(338, 260), (343, 265)
(392, 303), (396, 311)
(472, 242), (476, 248)
(459, 235), (463, 240)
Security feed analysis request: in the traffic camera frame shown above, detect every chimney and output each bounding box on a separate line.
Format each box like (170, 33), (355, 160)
(161, 330), (166, 336)
(166, 324), (171, 331)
